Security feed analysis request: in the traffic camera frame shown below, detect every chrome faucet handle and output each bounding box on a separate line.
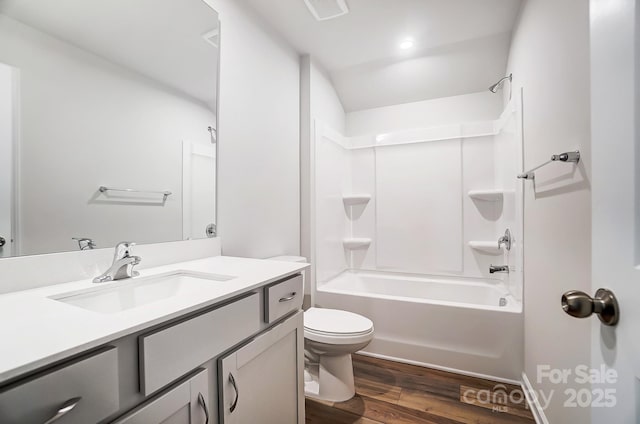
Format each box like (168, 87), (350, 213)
(93, 242), (141, 283)
(73, 237), (96, 251)
(114, 242), (136, 261)
(497, 228), (512, 251)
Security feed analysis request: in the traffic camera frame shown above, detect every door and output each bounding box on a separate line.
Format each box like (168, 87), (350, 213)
(590, 0), (640, 421)
(113, 369), (210, 424)
(182, 141), (216, 240)
(218, 311), (304, 424)
(0, 63), (15, 257)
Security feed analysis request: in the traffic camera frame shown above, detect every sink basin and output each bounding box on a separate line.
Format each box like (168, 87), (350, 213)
(50, 271), (236, 314)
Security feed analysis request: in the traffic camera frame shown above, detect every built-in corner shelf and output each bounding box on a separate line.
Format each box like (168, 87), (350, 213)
(468, 241), (502, 254)
(342, 194), (371, 206)
(467, 189), (512, 201)
(343, 238), (372, 250)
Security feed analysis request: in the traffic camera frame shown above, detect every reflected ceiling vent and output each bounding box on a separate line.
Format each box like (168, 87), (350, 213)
(303, 0), (349, 21)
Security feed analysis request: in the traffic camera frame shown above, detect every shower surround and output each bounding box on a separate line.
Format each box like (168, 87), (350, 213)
(311, 94), (525, 381)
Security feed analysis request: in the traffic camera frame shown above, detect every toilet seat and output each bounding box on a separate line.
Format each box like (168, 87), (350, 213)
(304, 308), (374, 345)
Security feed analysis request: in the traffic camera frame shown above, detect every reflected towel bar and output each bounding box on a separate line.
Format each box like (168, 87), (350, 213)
(99, 186), (172, 201)
(517, 151), (580, 180)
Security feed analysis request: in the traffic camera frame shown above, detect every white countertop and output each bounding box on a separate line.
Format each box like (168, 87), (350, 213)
(0, 256), (308, 385)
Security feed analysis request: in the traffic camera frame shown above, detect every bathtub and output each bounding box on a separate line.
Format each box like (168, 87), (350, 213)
(314, 271), (523, 382)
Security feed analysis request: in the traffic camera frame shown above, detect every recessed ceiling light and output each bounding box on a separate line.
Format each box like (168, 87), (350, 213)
(399, 38), (415, 50)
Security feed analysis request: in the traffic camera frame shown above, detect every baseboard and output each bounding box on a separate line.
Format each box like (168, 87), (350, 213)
(521, 372), (549, 424)
(356, 351), (521, 386)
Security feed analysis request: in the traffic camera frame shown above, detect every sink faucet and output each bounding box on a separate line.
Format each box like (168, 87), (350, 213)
(93, 242), (142, 283)
(489, 264), (509, 274)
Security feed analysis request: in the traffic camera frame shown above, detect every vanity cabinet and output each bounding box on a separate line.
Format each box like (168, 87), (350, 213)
(112, 369), (209, 424)
(0, 272), (305, 424)
(218, 311), (304, 424)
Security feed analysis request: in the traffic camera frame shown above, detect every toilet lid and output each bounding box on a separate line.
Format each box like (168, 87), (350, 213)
(304, 307), (373, 336)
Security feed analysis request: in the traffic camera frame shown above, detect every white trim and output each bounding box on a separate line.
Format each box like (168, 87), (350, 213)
(310, 120), (324, 306)
(182, 141), (192, 241)
(357, 350), (521, 386)
(10, 67), (20, 256)
(521, 372), (549, 424)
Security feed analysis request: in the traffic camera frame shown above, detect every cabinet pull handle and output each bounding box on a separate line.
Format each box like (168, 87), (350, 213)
(43, 397), (82, 424)
(279, 292), (297, 302)
(229, 372), (239, 413)
(197, 392), (209, 424)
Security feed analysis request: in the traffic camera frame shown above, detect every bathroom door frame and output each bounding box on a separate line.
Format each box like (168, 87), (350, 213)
(0, 63), (21, 257)
(590, 0), (640, 421)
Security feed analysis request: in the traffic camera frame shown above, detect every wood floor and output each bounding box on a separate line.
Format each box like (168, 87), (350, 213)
(305, 355), (535, 424)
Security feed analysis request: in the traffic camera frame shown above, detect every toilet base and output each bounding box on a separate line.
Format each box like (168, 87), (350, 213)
(304, 353), (356, 402)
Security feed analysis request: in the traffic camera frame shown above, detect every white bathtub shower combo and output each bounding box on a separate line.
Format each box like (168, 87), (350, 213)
(309, 94), (525, 388)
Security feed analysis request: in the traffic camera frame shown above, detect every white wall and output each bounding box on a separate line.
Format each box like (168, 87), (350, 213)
(300, 56), (346, 294)
(345, 91), (503, 136)
(506, 0), (592, 422)
(306, 58), (346, 133)
(0, 15), (214, 256)
(205, 0), (301, 259)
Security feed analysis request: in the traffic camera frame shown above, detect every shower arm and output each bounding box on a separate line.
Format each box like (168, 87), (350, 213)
(517, 151), (581, 180)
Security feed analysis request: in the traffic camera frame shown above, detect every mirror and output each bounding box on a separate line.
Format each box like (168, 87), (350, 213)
(0, 0), (219, 258)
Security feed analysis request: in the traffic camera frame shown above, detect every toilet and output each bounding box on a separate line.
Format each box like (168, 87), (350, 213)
(303, 307), (374, 402)
(268, 256), (374, 402)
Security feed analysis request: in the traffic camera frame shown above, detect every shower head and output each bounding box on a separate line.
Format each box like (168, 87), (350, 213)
(208, 126), (217, 144)
(489, 73), (513, 93)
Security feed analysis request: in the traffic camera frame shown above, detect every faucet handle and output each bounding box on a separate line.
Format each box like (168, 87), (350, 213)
(497, 228), (512, 251)
(114, 242), (136, 260)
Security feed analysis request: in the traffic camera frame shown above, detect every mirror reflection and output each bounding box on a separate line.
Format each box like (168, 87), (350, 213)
(0, 0), (219, 258)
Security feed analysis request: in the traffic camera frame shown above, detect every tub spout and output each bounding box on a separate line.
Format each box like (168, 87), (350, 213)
(489, 265), (509, 274)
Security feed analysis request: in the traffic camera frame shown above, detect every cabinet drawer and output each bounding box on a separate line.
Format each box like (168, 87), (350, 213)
(0, 347), (119, 424)
(264, 274), (303, 323)
(140, 293), (261, 395)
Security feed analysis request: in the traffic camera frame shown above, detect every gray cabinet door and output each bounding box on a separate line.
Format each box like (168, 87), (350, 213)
(218, 311), (304, 424)
(113, 368), (210, 424)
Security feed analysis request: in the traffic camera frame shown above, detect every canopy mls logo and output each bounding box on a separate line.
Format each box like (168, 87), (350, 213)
(461, 365), (618, 413)
(460, 384), (529, 414)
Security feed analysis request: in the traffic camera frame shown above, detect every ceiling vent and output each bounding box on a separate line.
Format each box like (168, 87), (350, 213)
(303, 0), (349, 21)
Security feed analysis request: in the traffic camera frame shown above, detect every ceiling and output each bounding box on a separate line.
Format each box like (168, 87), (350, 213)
(0, 0), (219, 111)
(241, 0), (523, 112)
